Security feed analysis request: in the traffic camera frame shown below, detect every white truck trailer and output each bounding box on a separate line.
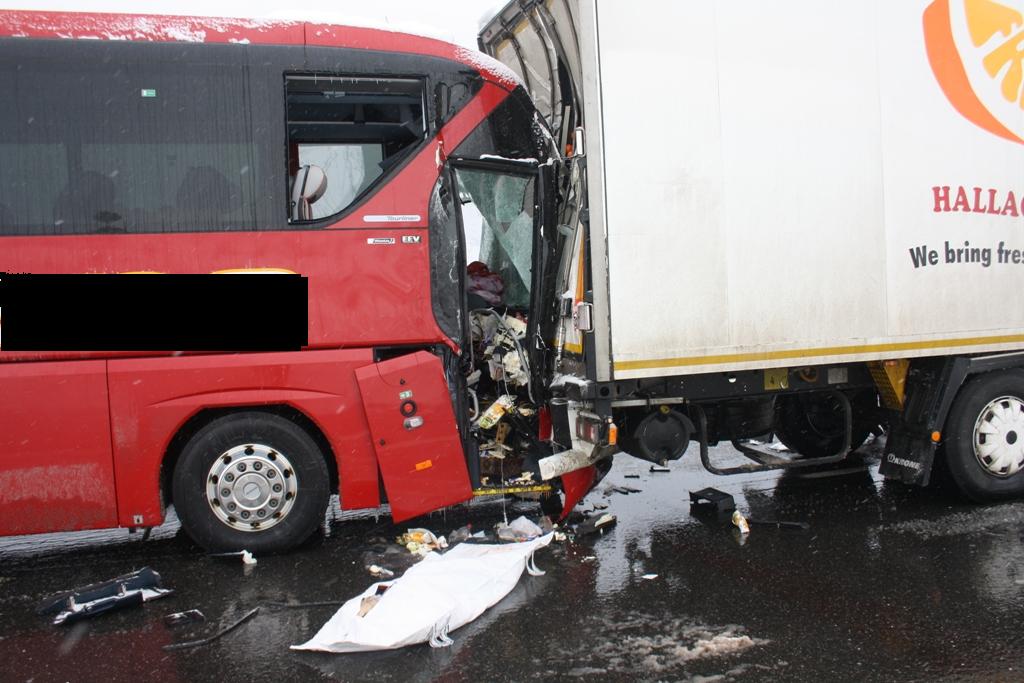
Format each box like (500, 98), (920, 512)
(481, 0), (1024, 501)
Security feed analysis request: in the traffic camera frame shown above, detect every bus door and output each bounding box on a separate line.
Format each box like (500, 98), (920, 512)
(448, 159), (559, 489)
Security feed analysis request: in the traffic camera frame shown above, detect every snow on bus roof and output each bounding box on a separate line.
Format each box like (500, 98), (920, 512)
(0, 10), (520, 88)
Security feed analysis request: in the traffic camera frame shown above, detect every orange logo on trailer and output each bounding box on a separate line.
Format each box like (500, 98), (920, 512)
(924, 0), (1024, 144)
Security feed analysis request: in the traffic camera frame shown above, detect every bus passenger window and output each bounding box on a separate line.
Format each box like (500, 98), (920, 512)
(0, 45), (261, 236)
(285, 75), (425, 223)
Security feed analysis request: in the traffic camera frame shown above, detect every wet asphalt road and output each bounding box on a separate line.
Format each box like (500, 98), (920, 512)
(2, 441), (1024, 683)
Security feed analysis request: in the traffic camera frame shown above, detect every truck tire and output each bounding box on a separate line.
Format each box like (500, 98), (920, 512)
(773, 391), (874, 459)
(172, 411), (330, 553)
(942, 370), (1024, 502)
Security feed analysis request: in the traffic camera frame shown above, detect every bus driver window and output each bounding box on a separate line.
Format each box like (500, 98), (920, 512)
(285, 75), (425, 223)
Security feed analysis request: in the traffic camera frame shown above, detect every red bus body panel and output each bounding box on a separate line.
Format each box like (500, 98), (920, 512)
(0, 360), (118, 534)
(0, 11), (520, 90)
(107, 349), (381, 527)
(355, 351), (472, 521)
(0, 78), (511, 360)
(0, 11), (517, 535)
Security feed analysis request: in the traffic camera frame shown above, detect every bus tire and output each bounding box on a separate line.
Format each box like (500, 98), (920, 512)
(943, 369), (1024, 502)
(172, 411), (330, 553)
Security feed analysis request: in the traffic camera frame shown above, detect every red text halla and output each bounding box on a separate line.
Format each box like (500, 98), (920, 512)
(932, 186), (1024, 216)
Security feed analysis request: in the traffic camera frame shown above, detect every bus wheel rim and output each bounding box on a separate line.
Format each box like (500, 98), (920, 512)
(206, 443), (299, 531)
(973, 395), (1024, 478)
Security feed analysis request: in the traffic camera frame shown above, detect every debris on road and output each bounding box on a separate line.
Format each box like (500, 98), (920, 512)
(164, 609), (206, 627)
(731, 511), (751, 535)
(603, 484), (641, 496)
(163, 607), (260, 651)
(689, 487), (736, 515)
(37, 567), (173, 626)
(576, 512), (617, 536)
(368, 565), (395, 578)
(748, 519), (810, 531)
(361, 538), (423, 574)
(397, 528), (447, 556)
(209, 550), (257, 565)
(265, 601), (344, 609)
(650, 465), (671, 473)
(641, 574), (659, 580)
(496, 515), (544, 542)
(292, 534), (554, 653)
(448, 525), (473, 544)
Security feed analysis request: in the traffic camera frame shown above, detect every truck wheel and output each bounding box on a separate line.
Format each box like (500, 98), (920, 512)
(773, 391), (874, 458)
(943, 370), (1024, 502)
(172, 411), (330, 553)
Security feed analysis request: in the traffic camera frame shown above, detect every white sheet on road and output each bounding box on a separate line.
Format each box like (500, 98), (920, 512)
(291, 533), (553, 653)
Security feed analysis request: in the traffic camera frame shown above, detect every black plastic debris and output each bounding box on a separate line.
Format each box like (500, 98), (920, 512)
(38, 567), (173, 626)
(748, 519), (810, 531)
(576, 512), (617, 536)
(650, 465), (671, 473)
(164, 607), (260, 651)
(689, 487), (736, 515)
(165, 610), (206, 627)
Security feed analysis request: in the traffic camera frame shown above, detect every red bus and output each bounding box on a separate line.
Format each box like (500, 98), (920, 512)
(0, 11), (600, 552)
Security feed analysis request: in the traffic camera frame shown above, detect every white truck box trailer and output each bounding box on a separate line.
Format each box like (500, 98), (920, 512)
(481, 0), (1024, 501)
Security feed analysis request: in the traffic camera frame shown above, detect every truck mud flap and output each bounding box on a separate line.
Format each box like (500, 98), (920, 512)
(355, 351), (472, 522)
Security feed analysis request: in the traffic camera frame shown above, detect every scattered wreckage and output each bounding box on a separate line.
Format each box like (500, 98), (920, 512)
(37, 508), (619, 655)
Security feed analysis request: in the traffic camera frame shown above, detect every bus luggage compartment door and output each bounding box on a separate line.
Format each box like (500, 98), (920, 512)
(355, 351), (472, 522)
(0, 360), (118, 535)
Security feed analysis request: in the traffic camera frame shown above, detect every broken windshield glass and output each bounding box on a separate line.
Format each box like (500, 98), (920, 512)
(456, 168), (535, 310)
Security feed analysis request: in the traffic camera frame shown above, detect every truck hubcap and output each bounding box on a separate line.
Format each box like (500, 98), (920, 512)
(206, 444), (298, 530)
(973, 396), (1024, 477)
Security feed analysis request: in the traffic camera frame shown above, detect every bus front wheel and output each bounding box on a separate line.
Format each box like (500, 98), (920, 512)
(172, 411), (330, 553)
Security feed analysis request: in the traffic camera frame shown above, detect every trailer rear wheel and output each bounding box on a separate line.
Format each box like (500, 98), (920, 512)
(172, 411), (330, 553)
(943, 370), (1024, 502)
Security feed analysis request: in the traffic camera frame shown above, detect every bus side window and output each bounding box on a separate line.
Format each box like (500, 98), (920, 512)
(285, 75), (425, 223)
(0, 42), (261, 236)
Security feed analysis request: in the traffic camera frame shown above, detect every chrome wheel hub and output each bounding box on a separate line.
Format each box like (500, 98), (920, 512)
(973, 396), (1024, 478)
(206, 443), (298, 531)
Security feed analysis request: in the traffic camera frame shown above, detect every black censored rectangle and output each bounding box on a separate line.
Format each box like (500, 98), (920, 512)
(0, 274), (308, 351)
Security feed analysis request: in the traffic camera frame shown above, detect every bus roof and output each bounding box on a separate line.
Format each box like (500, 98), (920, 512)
(0, 10), (520, 88)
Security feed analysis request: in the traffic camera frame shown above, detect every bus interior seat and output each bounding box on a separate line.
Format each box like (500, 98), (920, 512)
(53, 170), (119, 232)
(291, 164), (327, 221)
